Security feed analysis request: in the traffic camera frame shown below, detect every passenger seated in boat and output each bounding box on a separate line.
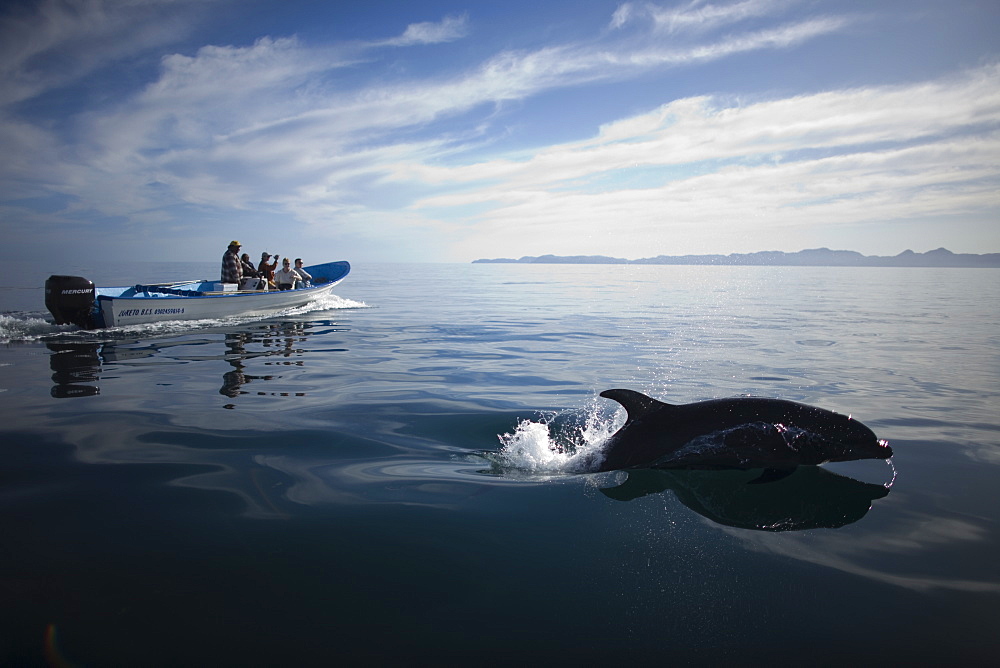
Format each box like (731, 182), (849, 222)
(275, 258), (306, 290)
(258, 252), (279, 288)
(222, 240), (242, 283)
(293, 259), (313, 286)
(240, 253), (259, 278)
(237, 253), (267, 290)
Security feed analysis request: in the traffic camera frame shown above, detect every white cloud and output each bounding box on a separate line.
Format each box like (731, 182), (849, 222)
(404, 66), (1000, 258)
(3, 0), (994, 262)
(8, 0), (853, 233)
(382, 14), (470, 46)
(402, 65), (1000, 193)
(613, 0), (798, 34)
(0, 0), (218, 106)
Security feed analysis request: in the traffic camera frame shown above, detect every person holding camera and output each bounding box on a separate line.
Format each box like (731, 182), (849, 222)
(258, 252), (279, 288)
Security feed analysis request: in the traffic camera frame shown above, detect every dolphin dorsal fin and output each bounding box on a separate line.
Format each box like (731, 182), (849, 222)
(600, 389), (672, 422)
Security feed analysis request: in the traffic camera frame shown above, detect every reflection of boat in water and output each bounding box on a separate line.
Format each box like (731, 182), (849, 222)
(601, 466), (890, 531)
(45, 322), (343, 403)
(44, 261), (350, 329)
(47, 340), (171, 398)
(219, 331), (285, 400)
(47, 342), (102, 398)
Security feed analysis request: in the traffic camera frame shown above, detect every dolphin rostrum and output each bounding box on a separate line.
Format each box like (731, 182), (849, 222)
(596, 389), (892, 477)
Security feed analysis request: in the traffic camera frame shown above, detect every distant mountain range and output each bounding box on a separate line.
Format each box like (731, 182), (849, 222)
(472, 247), (1000, 267)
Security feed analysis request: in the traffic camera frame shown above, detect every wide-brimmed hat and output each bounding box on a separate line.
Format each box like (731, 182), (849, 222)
(229, 240), (241, 247)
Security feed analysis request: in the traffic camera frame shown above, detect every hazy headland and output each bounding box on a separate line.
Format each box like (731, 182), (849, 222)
(473, 247), (1000, 267)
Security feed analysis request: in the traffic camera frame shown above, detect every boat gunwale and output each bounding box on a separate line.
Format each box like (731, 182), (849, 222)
(97, 281), (337, 302)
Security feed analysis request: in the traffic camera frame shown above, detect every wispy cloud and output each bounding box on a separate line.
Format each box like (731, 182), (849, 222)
(406, 65), (1000, 190)
(612, 0), (798, 34)
(379, 14), (470, 47)
(3, 0), (994, 261)
(1, 0), (852, 208)
(409, 66), (1000, 258)
(0, 0), (218, 107)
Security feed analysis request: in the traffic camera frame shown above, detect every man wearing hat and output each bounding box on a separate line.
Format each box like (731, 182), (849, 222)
(257, 251), (279, 288)
(222, 240), (243, 283)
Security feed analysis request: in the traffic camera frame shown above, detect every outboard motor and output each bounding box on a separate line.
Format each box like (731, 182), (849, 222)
(45, 275), (96, 328)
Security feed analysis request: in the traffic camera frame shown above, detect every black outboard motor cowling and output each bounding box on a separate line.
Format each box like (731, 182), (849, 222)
(45, 275), (96, 328)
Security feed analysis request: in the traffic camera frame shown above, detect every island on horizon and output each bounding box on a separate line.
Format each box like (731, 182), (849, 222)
(472, 247), (1000, 268)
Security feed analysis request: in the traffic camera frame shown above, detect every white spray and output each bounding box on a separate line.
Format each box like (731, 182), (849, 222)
(495, 399), (624, 474)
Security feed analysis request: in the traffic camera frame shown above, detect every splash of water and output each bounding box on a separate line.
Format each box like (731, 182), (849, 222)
(0, 313), (74, 343)
(291, 294), (369, 313)
(885, 456), (898, 489)
(495, 400), (623, 475)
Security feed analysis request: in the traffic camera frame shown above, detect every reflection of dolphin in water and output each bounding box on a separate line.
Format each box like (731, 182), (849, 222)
(596, 389), (893, 479)
(601, 467), (890, 531)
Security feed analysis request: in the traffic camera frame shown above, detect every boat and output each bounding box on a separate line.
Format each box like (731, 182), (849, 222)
(45, 261), (351, 329)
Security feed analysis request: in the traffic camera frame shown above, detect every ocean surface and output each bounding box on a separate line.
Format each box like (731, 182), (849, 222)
(1, 261), (999, 665)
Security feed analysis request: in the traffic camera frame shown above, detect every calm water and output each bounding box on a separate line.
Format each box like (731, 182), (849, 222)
(1, 263), (999, 665)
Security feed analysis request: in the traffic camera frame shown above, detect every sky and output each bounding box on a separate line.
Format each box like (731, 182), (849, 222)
(2, 0), (999, 266)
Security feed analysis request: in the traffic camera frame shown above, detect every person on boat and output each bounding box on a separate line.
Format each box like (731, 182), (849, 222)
(222, 241), (243, 283)
(275, 258), (306, 290)
(293, 258), (313, 286)
(240, 253), (259, 278)
(258, 252), (279, 288)
(239, 253), (268, 290)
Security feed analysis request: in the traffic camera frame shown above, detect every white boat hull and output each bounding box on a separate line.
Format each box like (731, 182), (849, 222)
(47, 261), (350, 329)
(100, 280), (342, 327)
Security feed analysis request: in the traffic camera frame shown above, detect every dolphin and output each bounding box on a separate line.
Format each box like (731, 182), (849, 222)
(596, 389), (892, 477)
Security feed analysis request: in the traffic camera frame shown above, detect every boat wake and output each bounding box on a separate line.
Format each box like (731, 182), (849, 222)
(0, 313), (76, 343)
(286, 293), (368, 314)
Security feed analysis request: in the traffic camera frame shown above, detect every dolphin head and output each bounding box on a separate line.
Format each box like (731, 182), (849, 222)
(831, 416), (893, 461)
(781, 410), (893, 463)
